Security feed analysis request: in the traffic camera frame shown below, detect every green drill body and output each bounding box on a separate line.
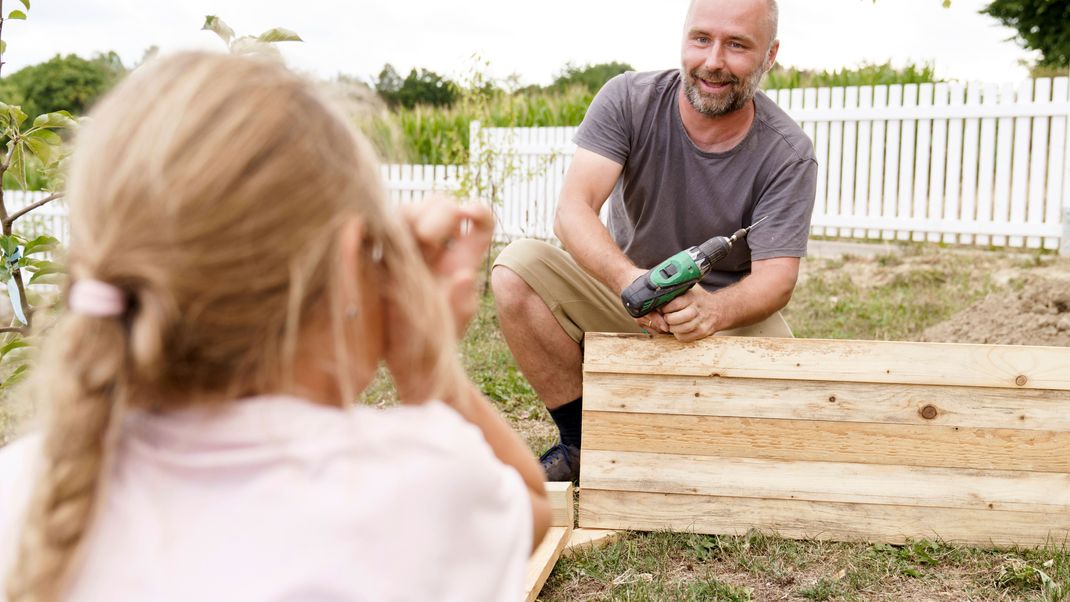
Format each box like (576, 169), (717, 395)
(620, 217), (767, 319)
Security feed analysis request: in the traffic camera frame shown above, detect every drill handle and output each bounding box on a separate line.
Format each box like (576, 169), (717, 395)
(620, 274), (697, 318)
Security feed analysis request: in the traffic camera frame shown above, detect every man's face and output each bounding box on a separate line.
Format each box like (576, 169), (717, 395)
(680, 0), (778, 117)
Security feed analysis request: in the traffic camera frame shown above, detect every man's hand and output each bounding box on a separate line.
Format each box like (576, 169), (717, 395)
(615, 267), (671, 334)
(398, 196), (494, 335)
(660, 286), (724, 342)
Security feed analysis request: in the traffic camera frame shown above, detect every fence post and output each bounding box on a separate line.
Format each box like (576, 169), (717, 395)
(468, 120), (482, 203)
(1063, 96), (1070, 256)
(1062, 200), (1070, 256)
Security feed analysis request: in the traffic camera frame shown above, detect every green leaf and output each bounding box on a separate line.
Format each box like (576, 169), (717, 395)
(23, 235), (59, 256)
(0, 102), (27, 128)
(2, 363), (29, 389)
(23, 133), (53, 165)
(0, 236), (17, 258)
(256, 27), (302, 43)
(7, 9), (26, 20)
(28, 260), (62, 285)
(202, 15), (234, 45)
(31, 110), (75, 130)
(0, 338), (28, 359)
(18, 0), (29, 11)
(8, 141), (27, 189)
(1, 40), (6, 55)
(6, 278), (25, 325)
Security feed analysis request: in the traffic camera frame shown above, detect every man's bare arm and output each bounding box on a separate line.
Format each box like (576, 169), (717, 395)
(553, 148), (646, 293)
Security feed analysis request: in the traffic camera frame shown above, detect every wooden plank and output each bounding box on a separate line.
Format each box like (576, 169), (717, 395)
(944, 82), (966, 245)
(583, 372), (1070, 432)
(524, 526), (570, 602)
(826, 86), (844, 238)
(813, 87), (830, 237)
(582, 333), (1070, 390)
(578, 490), (1070, 548)
(582, 411), (1070, 473)
(929, 83), (949, 243)
(1009, 80), (1034, 247)
(992, 82), (1016, 247)
(1026, 79), (1050, 249)
(913, 83), (933, 242)
(867, 86), (887, 240)
(1044, 78), (1067, 251)
(854, 86), (874, 239)
(897, 84), (918, 241)
(547, 481), (574, 527)
(976, 83), (999, 246)
(582, 450), (1070, 513)
(960, 82), (982, 245)
(841, 87), (860, 238)
(562, 528), (621, 557)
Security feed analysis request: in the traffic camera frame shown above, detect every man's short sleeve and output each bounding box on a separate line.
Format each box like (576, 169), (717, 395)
(573, 73), (631, 165)
(747, 158), (818, 260)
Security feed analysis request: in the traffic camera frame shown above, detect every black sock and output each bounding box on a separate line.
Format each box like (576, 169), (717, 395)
(548, 397), (583, 449)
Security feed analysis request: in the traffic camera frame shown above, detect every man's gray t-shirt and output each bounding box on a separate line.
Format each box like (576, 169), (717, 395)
(573, 69), (817, 290)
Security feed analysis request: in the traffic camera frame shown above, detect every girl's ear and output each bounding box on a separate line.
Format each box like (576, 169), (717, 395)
(337, 215), (367, 302)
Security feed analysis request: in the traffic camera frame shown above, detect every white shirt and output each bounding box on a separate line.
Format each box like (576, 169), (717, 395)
(0, 397), (531, 601)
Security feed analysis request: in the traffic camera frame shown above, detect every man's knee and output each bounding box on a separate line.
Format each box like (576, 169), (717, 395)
(490, 264), (530, 310)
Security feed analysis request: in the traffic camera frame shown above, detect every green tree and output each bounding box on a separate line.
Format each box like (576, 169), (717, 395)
(549, 61), (633, 94)
(982, 0), (1070, 68)
(0, 52), (124, 122)
(375, 65), (458, 109)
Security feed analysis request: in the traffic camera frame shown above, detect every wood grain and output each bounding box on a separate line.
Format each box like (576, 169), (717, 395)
(584, 372), (1070, 432)
(582, 411), (1070, 473)
(583, 334), (1070, 391)
(524, 526), (570, 602)
(578, 490), (1070, 547)
(582, 450), (1070, 513)
(546, 481), (574, 527)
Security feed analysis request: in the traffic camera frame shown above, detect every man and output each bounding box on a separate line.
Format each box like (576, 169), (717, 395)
(491, 0), (817, 481)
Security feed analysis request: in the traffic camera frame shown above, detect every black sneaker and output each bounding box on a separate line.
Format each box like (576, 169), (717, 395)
(539, 442), (580, 482)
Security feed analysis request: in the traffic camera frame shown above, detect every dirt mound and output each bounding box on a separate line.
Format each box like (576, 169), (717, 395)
(922, 270), (1070, 346)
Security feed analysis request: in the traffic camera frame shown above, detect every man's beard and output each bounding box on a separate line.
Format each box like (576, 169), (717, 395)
(682, 64), (766, 117)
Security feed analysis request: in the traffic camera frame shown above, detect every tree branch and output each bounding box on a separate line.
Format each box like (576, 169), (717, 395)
(4, 191), (63, 227)
(0, 326), (26, 335)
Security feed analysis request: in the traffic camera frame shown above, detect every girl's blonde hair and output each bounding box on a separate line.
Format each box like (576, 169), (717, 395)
(6, 52), (467, 601)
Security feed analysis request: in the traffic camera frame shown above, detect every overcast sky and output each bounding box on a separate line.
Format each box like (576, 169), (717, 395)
(6, 0), (1043, 86)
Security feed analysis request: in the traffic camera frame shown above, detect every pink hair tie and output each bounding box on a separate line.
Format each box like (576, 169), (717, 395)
(69, 279), (127, 317)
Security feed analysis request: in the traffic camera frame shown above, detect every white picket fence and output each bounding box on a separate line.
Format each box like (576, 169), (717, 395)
(8, 78), (1070, 253)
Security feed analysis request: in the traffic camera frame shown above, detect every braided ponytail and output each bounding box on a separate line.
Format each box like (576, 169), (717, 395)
(6, 308), (128, 601)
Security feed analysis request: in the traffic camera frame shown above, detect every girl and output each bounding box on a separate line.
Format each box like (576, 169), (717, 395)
(0, 52), (549, 601)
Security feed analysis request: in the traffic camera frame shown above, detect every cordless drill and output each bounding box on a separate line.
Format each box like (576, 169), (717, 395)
(620, 216), (769, 318)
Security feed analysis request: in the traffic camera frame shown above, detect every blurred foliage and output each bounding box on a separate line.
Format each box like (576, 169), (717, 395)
(764, 61), (941, 90)
(0, 52), (124, 123)
(363, 81), (594, 164)
(373, 64), (459, 109)
(544, 61), (633, 94)
(982, 0), (1070, 69)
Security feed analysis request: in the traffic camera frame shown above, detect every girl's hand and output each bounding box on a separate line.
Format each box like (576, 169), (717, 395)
(398, 197), (494, 335)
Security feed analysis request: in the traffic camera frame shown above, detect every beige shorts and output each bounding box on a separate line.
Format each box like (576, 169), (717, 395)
(493, 238), (793, 344)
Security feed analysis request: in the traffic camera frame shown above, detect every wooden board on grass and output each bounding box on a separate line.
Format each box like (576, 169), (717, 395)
(579, 333), (1070, 548)
(524, 482), (572, 602)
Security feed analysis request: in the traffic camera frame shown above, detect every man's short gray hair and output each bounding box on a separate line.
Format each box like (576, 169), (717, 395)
(686, 0), (779, 49)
